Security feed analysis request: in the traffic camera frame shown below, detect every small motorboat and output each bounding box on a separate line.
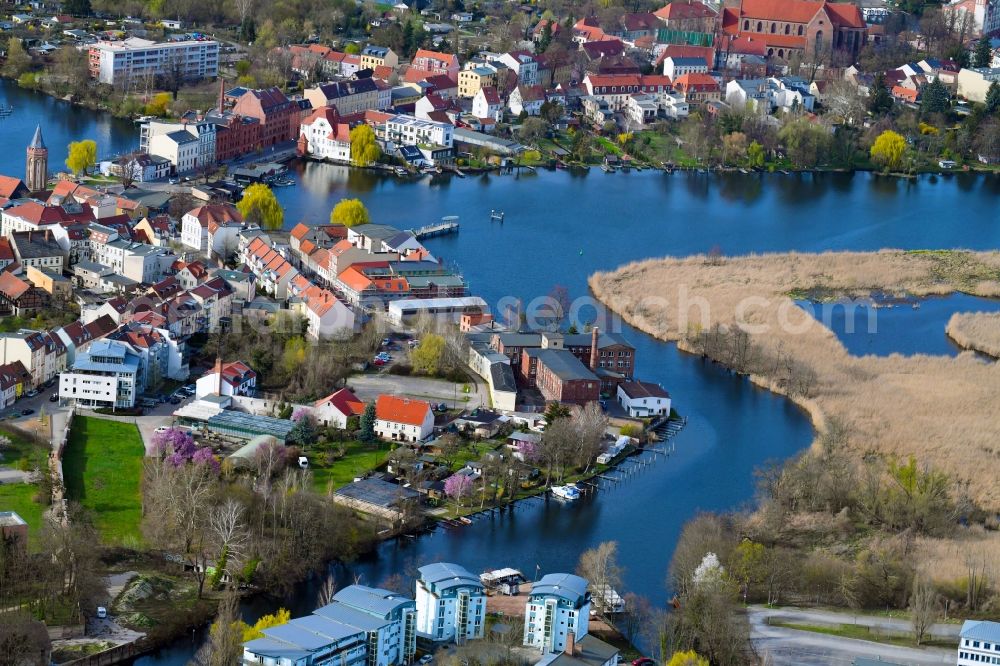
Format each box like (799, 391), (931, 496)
(394, 166), (408, 177)
(551, 484), (581, 501)
(458, 516), (473, 525)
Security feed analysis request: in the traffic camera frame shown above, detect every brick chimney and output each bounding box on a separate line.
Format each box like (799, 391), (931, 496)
(565, 632), (576, 656)
(589, 327), (599, 371)
(218, 77), (225, 113)
(214, 356), (223, 395)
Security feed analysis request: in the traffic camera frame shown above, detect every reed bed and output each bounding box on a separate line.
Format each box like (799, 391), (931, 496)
(947, 312), (1000, 358)
(590, 250), (1000, 510)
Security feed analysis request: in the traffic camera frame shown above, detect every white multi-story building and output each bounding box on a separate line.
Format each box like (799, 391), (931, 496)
(383, 114), (454, 150)
(181, 204), (243, 254)
(299, 107), (352, 164)
(662, 56), (709, 80)
(148, 130), (200, 174)
(58, 339), (142, 409)
(88, 38), (219, 86)
(958, 620), (1000, 666)
(415, 563), (486, 643)
(0, 330), (66, 389)
(616, 381), (671, 418)
(492, 51), (539, 86)
(242, 585), (417, 666)
(523, 573), (591, 654)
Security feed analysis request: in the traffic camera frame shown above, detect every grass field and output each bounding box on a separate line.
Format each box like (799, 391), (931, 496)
(62, 416), (145, 544)
(770, 621), (958, 649)
(310, 440), (388, 494)
(0, 426), (50, 546)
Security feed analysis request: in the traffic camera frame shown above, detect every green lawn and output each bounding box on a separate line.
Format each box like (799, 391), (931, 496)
(62, 417), (145, 544)
(310, 440), (388, 494)
(0, 482), (45, 546)
(0, 426), (50, 547)
(771, 621), (958, 649)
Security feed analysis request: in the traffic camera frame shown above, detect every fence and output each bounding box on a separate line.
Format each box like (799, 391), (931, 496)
(62, 642), (141, 666)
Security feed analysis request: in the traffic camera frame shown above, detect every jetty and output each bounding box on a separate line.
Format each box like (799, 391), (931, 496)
(490, 210), (505, 223)
(411, 216), (459, 239)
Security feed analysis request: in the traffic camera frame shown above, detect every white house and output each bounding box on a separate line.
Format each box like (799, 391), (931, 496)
(958, 620), (1000, 666)
(313, 387), (364, 428)
(662, 56), (708, 80)
(242, 585), (417, 666)
(195, 360), (257, 399)
(148, 129), (200, 174)
(375, 394), (435, 442)
(493, 51), (539, 86)
(523, 573), (591, 653)
(181, 204), (243, 254)
(616, 381), (670, 418)
(302, 289), (357, 339)
(58, 339), (142, 409)
(299, 106), (352, 164)
(415, 562), (487, 643)
(509, 85), (546, 116)
(472, 86), (503, 122)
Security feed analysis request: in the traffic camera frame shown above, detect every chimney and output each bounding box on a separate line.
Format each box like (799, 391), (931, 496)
(215, 356), (223, 395)
(218, 77), (225, 113)
(589, 327), (599, 371)
(565, 632), (576, 656)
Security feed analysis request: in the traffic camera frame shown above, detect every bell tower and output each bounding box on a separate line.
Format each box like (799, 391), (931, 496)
(26, 125), (48, 193)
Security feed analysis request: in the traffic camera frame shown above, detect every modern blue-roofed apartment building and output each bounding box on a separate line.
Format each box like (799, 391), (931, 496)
(57, 339), (142, 409)
(415, 562), (486, 643)
(958, 620), (1000, 665)
(242, 585), (417, 666)
(523, 573), (592, 654)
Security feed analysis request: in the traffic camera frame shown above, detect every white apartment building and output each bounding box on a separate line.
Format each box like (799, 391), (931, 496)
(383, 114), (454, 149)
(416, 563), (486, 643)
(59, 339), (142, 409)
(242, 585), (417, 666)
(0, 330), (66, 389)
(148, 130), (200, 174)
(662, 56), (709, 80)
(92, 238), (174, 284)
(88, 38), (219, 86)
(958, 620), (1000, 666)
(141, 119), (216, 170)
(523, 573), (591, 654)
(299, 107), (352, 164)
(374, 394), (435, 442)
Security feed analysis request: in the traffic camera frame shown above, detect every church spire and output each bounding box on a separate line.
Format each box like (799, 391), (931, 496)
(29, 124), (45, 150)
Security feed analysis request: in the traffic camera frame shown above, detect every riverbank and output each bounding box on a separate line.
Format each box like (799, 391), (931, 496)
(945, 311), (1000, 358)
(589, 249), (1000, 510)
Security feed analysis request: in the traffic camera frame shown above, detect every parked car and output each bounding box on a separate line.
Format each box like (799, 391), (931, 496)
(373, 358), (386, 366)
(48, 393), (58, 402)
(418, 656), (433, 665)
(21, 409), (34, 416)
(182, 384), (196, 395)
(632, 659), (654, 666)
(437, 403), (448, 411)
(297, 456), (309, 469)
(169, 397), (182, 405)
(25, 389), (38, 398)
(96, 606), (107, 619)
(154, 426), (170, 434)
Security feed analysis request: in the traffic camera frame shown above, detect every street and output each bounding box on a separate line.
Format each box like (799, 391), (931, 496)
(748, 606), (955, 666)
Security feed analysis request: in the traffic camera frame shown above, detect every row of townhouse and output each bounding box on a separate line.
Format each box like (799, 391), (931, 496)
(0, 329), (66, 389)
(241, 234), (356, 338)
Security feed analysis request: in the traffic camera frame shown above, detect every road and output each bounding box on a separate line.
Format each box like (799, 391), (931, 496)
(346, 373), (489, 411)
(748, 606), (955, 666)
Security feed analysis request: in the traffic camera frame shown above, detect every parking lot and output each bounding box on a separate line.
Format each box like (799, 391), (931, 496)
(346, 373), (488, 410)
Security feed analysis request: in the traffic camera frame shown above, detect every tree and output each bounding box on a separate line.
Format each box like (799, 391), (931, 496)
(666, 652), (709, 666)
(870, 130), (906, 172)
(868, 74), (894, 116)
(65, 139), (97, 176)
(975, 117), (1000, 163)
(520, 117), (548, 144)
(437, 433), (461, 466)
(909, 575), (939, 646)
(236, 183), (283, 231)
(349, 125), (381, 167)
(722, 132), (748, 166)
(777, 119), (831, 168)
(986, 81), (1000, 115)
(577, 541), (623, 616)
(575, 401), (608, 472)
(242, 609), (291, 642)
(287, 411), (317, 447)
(330, 198), (370, 227)
(746, 141), (765, 168)
(145, 92), (173, 117)
(411, 333), (445, 376)
(205, 593), (243, 666)
(64, 0), (92, 14)
(444, 474), (473, 505)
(973, 35), (993, 69)
(543, 401), (571, 424)
(3, 39), (31, 78)
(921, 78), (950, 115)
(359, 401), (377, 443)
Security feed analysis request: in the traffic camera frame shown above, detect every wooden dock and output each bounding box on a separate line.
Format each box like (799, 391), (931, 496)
(411, 216), (459, 239)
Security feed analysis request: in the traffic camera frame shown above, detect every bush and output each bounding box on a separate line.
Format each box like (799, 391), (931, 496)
(94, 407), (143, 416)
(388, 364), (412, 376)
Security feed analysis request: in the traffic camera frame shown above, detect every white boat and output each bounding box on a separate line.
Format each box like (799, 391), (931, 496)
(551, 483), (581, 501)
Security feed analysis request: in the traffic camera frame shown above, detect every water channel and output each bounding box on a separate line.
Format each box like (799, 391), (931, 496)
(1, 81), (998, 664)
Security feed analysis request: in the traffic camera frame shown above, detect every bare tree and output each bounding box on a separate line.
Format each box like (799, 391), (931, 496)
(203, 591), (244, 666)
(577, 541), (623, 617)
(539, 418), (576, 484)
(575, 401), (608, 473)
(210, 499), (249, 577)
(909, 575), (939, 646)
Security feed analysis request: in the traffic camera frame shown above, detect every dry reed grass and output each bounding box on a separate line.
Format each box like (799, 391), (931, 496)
(590, 250), (1000, 510)
(947, 312), (1000, 358)
(914, 527), (1000, 586)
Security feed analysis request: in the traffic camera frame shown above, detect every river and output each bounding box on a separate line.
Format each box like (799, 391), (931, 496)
(1, 82), (998, 664)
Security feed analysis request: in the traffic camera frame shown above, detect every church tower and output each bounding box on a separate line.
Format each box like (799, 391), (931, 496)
(26, 125), (48, 193)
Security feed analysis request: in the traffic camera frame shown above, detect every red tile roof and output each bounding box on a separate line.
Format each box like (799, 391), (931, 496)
(188, 204), (243, 228)
(0, 176), (25, 199)
(0, 272), (31, 299)
(654, 1), (717, 20)
(315, 387), (365, 415)
(375, 394), (431, 426)
(674, 72), (720, 91)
